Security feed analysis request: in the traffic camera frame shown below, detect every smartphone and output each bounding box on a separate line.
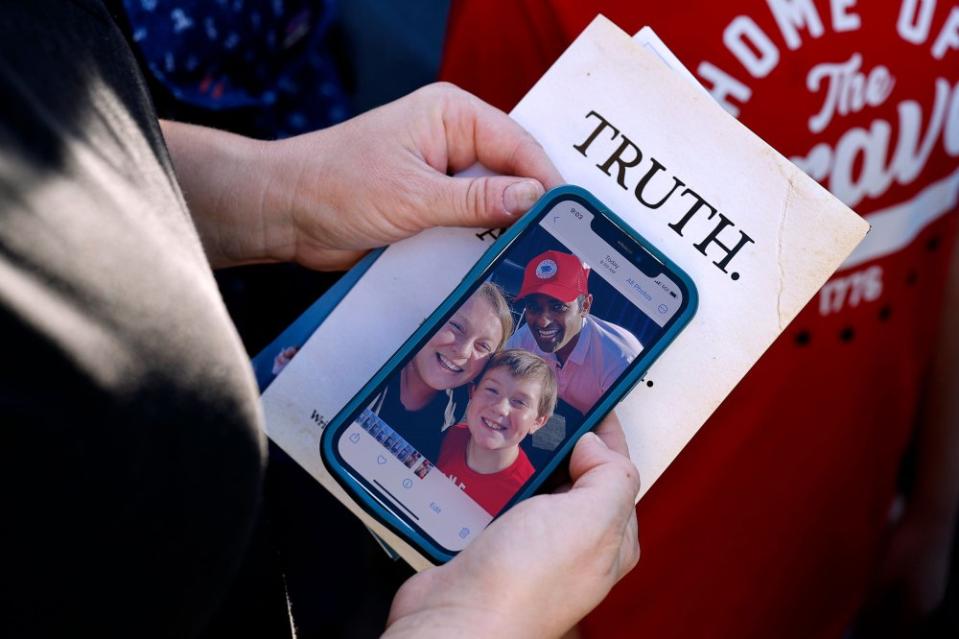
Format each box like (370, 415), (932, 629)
(321, 185), (697, 564)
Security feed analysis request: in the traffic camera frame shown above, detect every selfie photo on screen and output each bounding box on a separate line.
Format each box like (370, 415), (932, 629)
(352, 219), (668, 517)
(331, 195), (692, 551)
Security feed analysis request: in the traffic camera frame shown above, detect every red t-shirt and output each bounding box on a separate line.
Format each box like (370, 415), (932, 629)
(437, 424), (535, 516)
(442, 2), (959, 637)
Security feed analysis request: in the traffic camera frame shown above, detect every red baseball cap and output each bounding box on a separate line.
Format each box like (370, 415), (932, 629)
(516, 250), (590, 303)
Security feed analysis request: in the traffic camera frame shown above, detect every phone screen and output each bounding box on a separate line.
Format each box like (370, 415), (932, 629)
(332, 196), (690, 553)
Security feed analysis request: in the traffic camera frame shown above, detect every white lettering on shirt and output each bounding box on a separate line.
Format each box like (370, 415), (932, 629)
(931, 7), (959, 59)
(807, 54), (895, 133)
(831, 0), (862, 32)
(724, 15), (780, 77)
(793, 78), (959, 207)
(897, 0), (937, 44)
(767, 0), (825, 49)
(819, 265), (883, 315)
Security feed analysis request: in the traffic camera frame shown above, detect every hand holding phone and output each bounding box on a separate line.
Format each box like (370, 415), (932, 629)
(385, 413), (640, 639)
(322, 186), (697, 563)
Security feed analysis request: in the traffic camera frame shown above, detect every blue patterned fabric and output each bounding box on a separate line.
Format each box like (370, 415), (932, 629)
(123, 0), (349, 138)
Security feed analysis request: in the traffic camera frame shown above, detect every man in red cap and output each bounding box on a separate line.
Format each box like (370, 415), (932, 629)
(507, 250), (643, 417)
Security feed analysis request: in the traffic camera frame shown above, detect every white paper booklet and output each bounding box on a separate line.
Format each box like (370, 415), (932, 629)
(260, 16), (868, 569)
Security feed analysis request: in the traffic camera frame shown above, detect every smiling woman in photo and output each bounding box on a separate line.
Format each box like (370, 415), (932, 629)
(367, 282), (514, 460)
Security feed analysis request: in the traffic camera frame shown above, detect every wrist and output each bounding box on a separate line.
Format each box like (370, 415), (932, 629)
(215, 134), (299, 266)
(257, 129), (344, 268)
(161, 120), (298, 267)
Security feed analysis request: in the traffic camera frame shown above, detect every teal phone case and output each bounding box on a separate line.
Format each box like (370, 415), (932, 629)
(320, 185), (698, 564)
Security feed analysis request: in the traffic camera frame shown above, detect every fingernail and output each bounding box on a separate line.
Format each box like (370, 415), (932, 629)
(503, 180), (544, 215)
(582, 431), (608, 449)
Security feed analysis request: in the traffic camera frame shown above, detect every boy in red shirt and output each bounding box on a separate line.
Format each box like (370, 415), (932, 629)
(438, 349), (558, 516)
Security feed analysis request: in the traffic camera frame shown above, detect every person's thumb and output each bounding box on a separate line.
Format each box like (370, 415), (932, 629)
(569, 433), (639, 502)
(569, 432), (613, 481)
(429, 175), (545, 229)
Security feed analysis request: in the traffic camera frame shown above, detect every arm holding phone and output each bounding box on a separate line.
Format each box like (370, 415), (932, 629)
(160, 83), (640, 633)
(160, 82), (562, 271)
(386, 414), (641, 639)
